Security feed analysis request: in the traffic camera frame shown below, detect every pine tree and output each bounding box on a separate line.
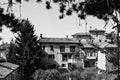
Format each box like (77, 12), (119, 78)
(7, 39), (17, 63)
(14, 19), (42, 80)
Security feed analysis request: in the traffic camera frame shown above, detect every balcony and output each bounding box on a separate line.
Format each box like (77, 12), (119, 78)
(68, 59), (77, 63)
(86, 52), (97, 59)
(87, 56), (97, 59)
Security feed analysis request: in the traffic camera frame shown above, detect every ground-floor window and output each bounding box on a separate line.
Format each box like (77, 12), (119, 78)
(62, 64), (66, 67)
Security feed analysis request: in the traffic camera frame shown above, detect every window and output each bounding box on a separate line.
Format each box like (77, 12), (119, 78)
(90, 52), (93, 57)
(60, 46), (65, 52)
(75, 54), (80, 58)
(91, 40), (94, 43)
(96, 32), (98, 37)
(62, 64), (66, 67)
(68, 54), (72, 59)
(68, 63), (72, 67)
(48, 54), (54, 59)
(62, 54), (67, 61)
(50, 45), (54, 51)
(99, 39), (102, 42)
(70, 46), (75, 52)
(105, 40), (107, 42)
(43, 45), (45, 50)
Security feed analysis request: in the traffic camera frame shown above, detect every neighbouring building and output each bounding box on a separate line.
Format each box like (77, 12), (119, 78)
(0, 62), (20, 80)
(73, 29), (117, 70)
(96, 42), (117, 71)
(81, 41), (97, 68)
(0, 42), (10, 61)
(72, 32), (98, 68)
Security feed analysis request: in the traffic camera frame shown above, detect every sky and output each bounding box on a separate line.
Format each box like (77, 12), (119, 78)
(0, 0), (116, 43)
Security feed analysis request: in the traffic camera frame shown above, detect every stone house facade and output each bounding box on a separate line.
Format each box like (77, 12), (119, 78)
(40, 37), (85, 68)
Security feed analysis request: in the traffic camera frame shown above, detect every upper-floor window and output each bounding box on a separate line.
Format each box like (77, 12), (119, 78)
(75, 54), (80, 58)
(70, 46), (76, 52)
(48, 54), (55, 59)
(62, 64), (66, 67)
(60, 46), (65, 52)
(99, 39), (102, 42)
(105, 40), (107, 42)
(50, 45), (54, 51)
(43, 45), (45, 50)
(90, 52), (93, 57)
(89, 52), (96, 57)
(68, 54), (72, 59)
(62, 54), (67, 61)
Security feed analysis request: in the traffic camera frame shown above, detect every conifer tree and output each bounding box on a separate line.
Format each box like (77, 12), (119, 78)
(14, 19), (42, 80)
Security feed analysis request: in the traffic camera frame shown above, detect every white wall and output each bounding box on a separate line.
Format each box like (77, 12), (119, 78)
(97, 50), (106, 70)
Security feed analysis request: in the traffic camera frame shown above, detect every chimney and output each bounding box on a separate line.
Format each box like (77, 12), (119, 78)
(40, 34), (43, 39)
(66, 35), (68, 39)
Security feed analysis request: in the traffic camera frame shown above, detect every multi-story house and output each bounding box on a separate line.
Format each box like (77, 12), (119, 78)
(72, 32), (97, 68)
(72, 29), (117, 70)
(40, 35), (85, 68)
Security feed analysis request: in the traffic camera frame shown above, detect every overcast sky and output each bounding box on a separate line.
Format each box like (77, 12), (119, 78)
(0, 0), (115, 43)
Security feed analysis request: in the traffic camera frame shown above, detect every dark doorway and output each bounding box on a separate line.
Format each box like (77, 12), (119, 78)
(85, 61), (90, 67)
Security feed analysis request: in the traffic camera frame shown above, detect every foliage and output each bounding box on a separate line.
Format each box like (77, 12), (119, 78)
(0, 7), (22, 32)
(2, 0), (120, 79)
(33, 69), (63, 80)
(7, 40), (17, 63)
(13, 0), (120, 22)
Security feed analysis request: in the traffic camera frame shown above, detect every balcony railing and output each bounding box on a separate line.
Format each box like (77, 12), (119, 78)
(87, 56), (97, 59)
(68, 59), (76, 63)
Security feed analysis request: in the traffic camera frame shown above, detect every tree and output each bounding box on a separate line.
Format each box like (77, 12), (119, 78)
(13, 0), (120, 21)
(14, 19), (42, 80)
(33, 69), (63, 80)
(7, 39), (17, 63)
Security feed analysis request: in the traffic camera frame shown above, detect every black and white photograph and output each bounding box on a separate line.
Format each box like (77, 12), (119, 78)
(0, 0), (120, 80)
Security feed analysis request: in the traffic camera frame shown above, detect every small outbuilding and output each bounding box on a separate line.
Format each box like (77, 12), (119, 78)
(0, 62), (20, 80)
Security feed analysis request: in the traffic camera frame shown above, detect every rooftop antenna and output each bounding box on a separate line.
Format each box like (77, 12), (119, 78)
(90, 26), (92, 30)
(85, 18), (87, 34)
(89, 26), (92, 41)
(103, 21), (109, 32)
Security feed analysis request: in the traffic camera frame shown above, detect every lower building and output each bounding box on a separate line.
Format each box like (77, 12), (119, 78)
(0, 62), (20, 80)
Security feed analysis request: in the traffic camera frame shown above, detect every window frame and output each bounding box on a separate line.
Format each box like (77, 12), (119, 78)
(50, 45), (54, 51)
(60, 46), (65, 52)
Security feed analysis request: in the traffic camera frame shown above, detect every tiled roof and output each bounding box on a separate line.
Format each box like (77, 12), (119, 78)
(89, 29), (105, 32)
(0, 62), (19, 70)
(105, 43), (117, 48)
(72, 33), (90, 36)
(0, 66), (12, 78)
(40, 37), (79, 43)
(83, 43), (94, 48)
(81, 41), (94, 48)
(94, 42), (117, 48)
